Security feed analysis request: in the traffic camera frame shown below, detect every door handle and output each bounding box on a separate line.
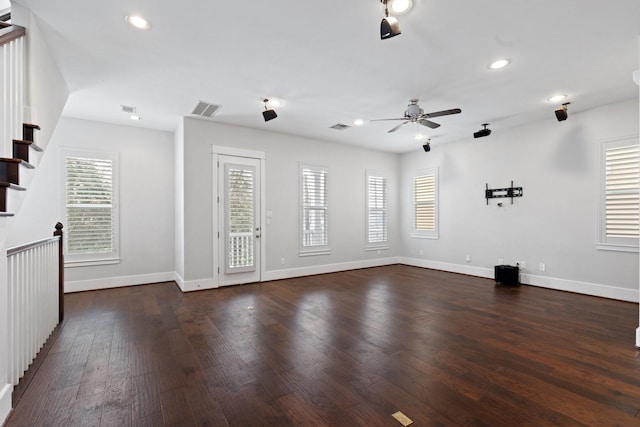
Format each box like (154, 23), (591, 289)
(256, 227), (261, 239)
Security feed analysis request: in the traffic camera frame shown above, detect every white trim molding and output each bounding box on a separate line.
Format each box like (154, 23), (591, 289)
(399, 257), (639, 303)
(636, 327), (640, 348)
(263, 257), (400, 282)
(633, 69), (639, 85)
(0, 383), (12, 427)
(64, 272), (175, 293)
(400, 257), (493, 278)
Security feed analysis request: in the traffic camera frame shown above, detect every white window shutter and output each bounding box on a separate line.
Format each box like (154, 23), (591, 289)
(414, 174), (435, 231)
(301, 165), (328, 249)
(367, 175), (387, 244)
(65, 157), (114, 255)
(605, 144), (639, 239)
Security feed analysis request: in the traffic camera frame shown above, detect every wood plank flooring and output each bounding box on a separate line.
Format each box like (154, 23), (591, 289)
(5, 265), (640, 426)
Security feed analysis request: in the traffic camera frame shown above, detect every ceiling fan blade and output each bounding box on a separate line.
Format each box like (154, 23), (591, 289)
(388, 121), (409, 133)
(370, 118), (407, 122)
(424, 108), (462, 118)
(418, 119), (440, 129)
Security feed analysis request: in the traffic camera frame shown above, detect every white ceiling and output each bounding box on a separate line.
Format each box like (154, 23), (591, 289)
(13, 0), (640, 153)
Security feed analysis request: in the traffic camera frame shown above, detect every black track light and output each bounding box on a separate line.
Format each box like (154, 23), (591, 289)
(555, 102), (570, 122)
(262, 99), (277, 122)
(473, 123), (492, 139)
(380, 0), (401, 40)
(422, 139), (431, 152)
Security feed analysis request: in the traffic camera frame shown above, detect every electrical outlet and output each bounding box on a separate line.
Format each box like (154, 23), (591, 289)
(520, 261), (526, 269)
(280, 257), (285, 265)
(539, 262), (546, 271)
(377, 250), (381, 255)
(498, 258), (504, 265)
(465, 255), (471, 262)
(419, 250), (423, 256)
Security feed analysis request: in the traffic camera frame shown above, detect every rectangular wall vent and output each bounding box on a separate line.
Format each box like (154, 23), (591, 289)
(330, 123), (350, 130)
(192, 101), (221, 118)
(121, 105), (136, 114)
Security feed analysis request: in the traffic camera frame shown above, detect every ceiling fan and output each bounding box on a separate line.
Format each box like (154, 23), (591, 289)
(372, 99), (462, 133)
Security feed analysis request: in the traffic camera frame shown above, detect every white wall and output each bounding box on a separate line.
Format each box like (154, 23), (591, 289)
(400, 98), (639, 302)
(11, 2), (69, 149)
(178, 118), (400, 289)
(8, 117), (176, 292)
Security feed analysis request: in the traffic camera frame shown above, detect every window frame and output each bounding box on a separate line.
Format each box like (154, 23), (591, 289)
(411, 168), (439, 240)
(61, 148), (120, 267)
(597, 136), (639, 253)
(299, 163), (330, 256)
(365, 171), (389, 250)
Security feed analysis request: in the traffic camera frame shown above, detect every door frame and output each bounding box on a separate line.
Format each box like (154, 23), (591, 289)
(212, 145), (266, 287)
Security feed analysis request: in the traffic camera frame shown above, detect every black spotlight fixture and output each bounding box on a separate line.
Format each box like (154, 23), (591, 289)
(380, 0), (401, 40)
(262, 99), (277, 122)
(422, 139), (431, 152)
(555, 102), (570, 122)
(473, 123), (492, 139)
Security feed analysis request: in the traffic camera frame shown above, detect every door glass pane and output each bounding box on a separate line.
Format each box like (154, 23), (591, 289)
(226, 166), (255, 270)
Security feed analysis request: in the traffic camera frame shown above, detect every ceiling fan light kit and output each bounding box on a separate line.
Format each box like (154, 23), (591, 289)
(380, 0), (401, 39)
(371, 99), (462, 133)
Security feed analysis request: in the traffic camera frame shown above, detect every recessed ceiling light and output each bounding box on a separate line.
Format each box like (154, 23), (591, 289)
(390, 0), (413, 14)
(266, 98), (283, 108)
(130, 114), (142, 121)
(414, 133), (425, 140)
(353, 119), (364, 126)
(547, 94), (568, 103)
(125, 15), (151, 30)
(489, 59), (511, 70)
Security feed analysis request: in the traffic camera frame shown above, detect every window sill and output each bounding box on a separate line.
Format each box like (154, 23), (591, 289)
(299, 249), (331, 257)
(596, 243), (639, 253)
(365, 246), (390, 252)
(65, 257), (120, 268)
(410, 234), (439, 240)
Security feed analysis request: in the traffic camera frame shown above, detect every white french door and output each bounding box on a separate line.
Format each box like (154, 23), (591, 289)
(217, 155), (262, 286)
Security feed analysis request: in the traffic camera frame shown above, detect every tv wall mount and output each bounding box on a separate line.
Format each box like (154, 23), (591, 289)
(485, 181), (523, 205)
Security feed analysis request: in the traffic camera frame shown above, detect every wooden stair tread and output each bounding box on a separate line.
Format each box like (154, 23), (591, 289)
(0, 158), (34, 169)
(13, 139), (44, 152)
(23, 123), (41, 130)
(0, 182), (26, 191)
(0, 212), (15, 217)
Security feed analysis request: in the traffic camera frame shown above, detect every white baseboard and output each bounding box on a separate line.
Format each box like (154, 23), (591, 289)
(399, 257), (639, 303)
(175, 272), (218, 292)
(399, 257), (494, 279)
(0, 383), (12, 427)
(520, 272), (639, 303)
(64, 271), (176, 293)
(636, 327), (640, 348)
(262, 257), (400, 282)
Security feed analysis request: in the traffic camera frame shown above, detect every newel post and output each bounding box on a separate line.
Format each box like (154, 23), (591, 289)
(54, 222), (64, 322)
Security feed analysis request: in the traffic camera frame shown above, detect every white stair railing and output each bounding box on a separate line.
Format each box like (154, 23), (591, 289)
(0, 23), (26, 159)
(6, 224), (63, 386)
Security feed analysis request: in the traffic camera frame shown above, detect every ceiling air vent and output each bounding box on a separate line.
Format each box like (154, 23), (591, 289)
(330, 123), (350, 130)
(121, 105), (136, 114)
(192, 101), (221, 119)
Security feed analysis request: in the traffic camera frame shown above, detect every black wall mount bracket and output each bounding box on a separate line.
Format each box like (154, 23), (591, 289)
(485, 181), (523, 205)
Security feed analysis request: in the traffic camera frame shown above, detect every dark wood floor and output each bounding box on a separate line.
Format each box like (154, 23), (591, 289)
(5, 265), (640, 426)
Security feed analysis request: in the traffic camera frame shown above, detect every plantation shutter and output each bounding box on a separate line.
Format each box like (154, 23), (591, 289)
(65, 157), (114, 255)
(605, 144), (639, 239)
(226, 166), (255, 270)
(367, 175), (387, 243)
(302, 166), (328, 248)
(414, 174), (435, 231)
